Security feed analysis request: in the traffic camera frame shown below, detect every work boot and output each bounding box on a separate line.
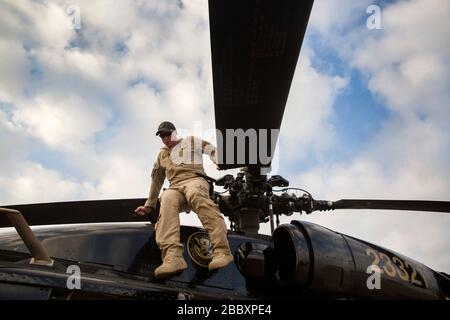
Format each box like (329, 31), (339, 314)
(208, 252), (234, 271)
(154, 256), (188, 278)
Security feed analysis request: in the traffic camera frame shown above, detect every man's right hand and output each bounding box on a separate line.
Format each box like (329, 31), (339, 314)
(134, 206), (151, 216)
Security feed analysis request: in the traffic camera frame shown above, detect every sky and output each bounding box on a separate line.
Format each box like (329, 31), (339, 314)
(0, 0), (449, 272)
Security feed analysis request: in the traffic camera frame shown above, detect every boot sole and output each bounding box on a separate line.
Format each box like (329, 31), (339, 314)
(208, 258), (233, 271)
(154, 266), (188, 278)
(155, 268), (186, 279)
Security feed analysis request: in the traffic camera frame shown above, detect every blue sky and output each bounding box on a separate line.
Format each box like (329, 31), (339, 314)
(0, 0), (449, 271)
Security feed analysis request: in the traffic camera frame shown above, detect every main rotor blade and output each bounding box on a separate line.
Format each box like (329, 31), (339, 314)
(209, 0), (314, 169)
(0, 199), (149, 228)
(329, 199), (450, 213)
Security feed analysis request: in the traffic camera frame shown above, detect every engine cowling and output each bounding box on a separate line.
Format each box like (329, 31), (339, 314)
(271, 220), (444, 299)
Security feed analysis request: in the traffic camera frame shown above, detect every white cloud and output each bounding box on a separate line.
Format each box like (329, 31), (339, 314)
(11, 94), (112, 152)
(0, 1), (74, 48)
(0, 109), (28, 173)
(0, 162), (83, 205)
(0, 39), (28, 102)
(309, 0), (372, 35)
(351, 0), (450, 120)
(280, 47), (348, 164)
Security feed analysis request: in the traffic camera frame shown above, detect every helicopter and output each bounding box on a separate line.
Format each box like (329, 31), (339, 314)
(0, 0), (449, 300)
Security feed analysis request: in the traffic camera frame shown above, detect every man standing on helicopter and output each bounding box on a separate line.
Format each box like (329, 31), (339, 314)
(134, 121), (233, 278)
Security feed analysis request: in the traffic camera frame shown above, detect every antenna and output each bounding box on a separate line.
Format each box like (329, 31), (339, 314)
(0, 207), (54, 266)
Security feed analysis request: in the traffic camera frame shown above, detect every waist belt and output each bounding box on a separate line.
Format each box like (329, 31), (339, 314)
(195, 172), (216, 183)
(194, 173), (216, 197)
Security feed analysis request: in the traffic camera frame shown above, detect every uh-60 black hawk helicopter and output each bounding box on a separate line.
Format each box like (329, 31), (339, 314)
(0, 0), (449, 300)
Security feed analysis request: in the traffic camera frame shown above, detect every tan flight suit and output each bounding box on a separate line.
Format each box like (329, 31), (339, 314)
(144, 136), (231, 262)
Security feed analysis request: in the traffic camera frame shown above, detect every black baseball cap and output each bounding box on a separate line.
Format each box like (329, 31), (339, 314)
(156, 121), (176, 136)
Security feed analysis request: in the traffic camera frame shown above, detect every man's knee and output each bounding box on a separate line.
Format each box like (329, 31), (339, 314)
(188, 192), (215, 211)
(160, 189), (186, 212)
(161, 189), (181, 203)
(187, 195), (225, 224)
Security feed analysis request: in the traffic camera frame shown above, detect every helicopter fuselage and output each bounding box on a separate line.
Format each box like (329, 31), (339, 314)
(0, 220), (447, 300)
